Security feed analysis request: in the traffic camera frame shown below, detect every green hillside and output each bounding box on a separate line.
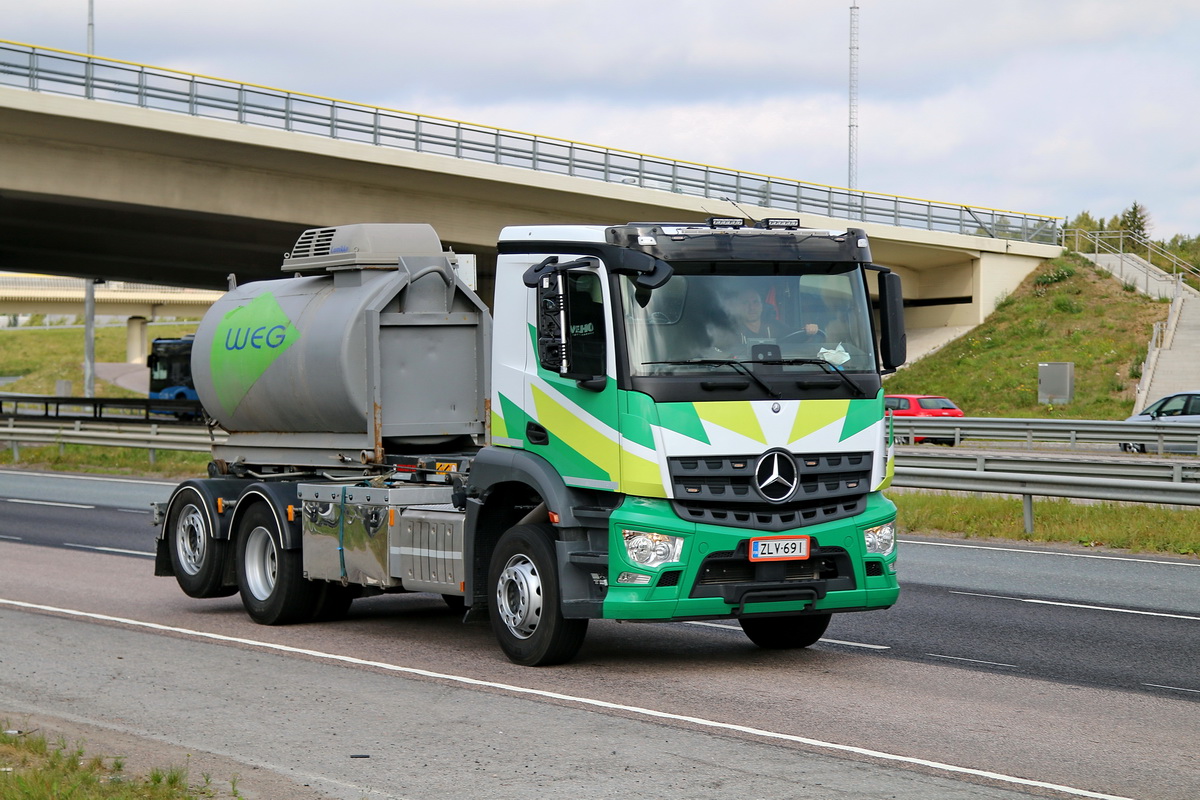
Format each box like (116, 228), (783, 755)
(883, 252), (1170, 420)
(0, 322), (198, 397)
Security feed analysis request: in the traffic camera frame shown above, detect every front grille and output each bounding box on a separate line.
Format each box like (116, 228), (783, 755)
(672, 496), (864, 532)
(668, 451), (871, 532)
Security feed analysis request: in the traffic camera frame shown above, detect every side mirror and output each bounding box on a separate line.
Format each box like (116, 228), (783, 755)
(878, 271), (907, 372)
(613, 250), (673, 289)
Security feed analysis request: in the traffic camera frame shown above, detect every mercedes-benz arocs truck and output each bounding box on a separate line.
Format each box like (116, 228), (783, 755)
(154, 218), (907, 665)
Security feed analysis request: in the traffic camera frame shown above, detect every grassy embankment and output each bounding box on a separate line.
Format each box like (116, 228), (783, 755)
(0, 321), (211, 477)
(0, 726), (239, 799)
(1, 260), (1196, 554)
(885, 252), (1195, 555)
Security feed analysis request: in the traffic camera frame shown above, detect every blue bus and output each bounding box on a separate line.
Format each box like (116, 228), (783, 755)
(147, 336), (198, 401)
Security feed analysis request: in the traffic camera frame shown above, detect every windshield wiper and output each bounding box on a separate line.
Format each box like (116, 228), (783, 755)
(644, 359), (782, 399)
(755, 358), (865, 397)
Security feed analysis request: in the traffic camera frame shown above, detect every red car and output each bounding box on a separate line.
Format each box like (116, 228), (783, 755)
(884, 394), (964, 445)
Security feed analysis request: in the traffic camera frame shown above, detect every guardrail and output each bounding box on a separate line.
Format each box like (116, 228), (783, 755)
(0, 39), (1061, 243)
(4, 418), (1199, 534)
(0, 392), (204, 422)
(891, 449), (1200, 532)
(2, 419), (222, 463)
(890, 416), (1200, 456)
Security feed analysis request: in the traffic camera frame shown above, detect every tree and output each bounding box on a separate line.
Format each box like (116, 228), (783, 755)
(1066, 211), (1101, 251)
(1118, 202), (1151, 239)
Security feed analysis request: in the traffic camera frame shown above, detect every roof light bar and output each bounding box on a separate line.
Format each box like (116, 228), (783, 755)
(758, 218), (803, 230)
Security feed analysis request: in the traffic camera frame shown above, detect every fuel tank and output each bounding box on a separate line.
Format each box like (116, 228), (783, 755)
(191, 224), (490, 466)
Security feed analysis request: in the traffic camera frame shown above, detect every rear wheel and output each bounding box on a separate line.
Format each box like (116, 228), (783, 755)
(488, 523), (587, 666)
(167, 488), (235, 598)
(236, 503), (316, 625)
(739, 613), (831, 649)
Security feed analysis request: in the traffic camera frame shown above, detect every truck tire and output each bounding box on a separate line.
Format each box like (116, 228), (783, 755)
(167, 487), (236, 599)
(739, 613), (831, 650)
(236, 503), (317, 625)
(488, 523), (587, 666)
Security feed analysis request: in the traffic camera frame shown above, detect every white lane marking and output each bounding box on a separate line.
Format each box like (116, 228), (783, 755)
(0, 597), (1135, 800)
(928, 654), (1020, 669)
(685, 621), (891, 650)
(0, 535), (21, 541)
(951, 591), (1200, 621)
(62, 543), (154, 557)
(1143, 683), (1200, 694)
(6, 498), (94, 509)
(0, 468), (174, 487)
(821, 638), (891, 650)
(900, 538), (1199, 568)
(116, 508), (151, 514)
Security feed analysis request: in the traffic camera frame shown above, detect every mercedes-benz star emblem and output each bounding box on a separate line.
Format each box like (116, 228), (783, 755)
(754, 449), (798, 503)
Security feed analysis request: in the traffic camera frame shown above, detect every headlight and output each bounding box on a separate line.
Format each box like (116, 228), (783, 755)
(864, 522), (896, 556)
(622, 529), (683, 568)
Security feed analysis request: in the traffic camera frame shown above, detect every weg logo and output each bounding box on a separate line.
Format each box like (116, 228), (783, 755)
(210, 292), (299, 416)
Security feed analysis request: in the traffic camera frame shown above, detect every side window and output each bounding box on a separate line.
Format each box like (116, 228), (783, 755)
(1160, 395), (1187, 416)
(884, 397), (901, 410)
(565, 272), (606, 378)
(1187, 395), (1200, 415)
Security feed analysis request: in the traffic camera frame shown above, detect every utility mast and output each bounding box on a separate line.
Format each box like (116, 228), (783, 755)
(848, 1), (859, 190)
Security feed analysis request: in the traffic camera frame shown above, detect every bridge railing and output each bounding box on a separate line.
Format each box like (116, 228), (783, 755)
(0, 39), (1061, 243)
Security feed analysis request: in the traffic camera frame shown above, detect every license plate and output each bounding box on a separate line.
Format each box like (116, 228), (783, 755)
(749, 535), (810, 561)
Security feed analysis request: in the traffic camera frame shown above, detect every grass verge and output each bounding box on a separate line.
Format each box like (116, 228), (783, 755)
(0, 443), (210, 481)
(893, 490), (1199, 556)
(0, 726), (240, 799)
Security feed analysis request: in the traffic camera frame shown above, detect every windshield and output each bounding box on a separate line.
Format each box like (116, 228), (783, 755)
(620, 263), (877, 377)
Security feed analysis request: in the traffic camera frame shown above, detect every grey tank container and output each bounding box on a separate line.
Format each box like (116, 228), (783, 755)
(192, 224), (491, 469)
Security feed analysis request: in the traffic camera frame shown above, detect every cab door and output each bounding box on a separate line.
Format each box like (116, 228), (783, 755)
(525, 265), (622, 492)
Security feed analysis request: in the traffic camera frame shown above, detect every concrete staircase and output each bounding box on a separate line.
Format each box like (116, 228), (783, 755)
(1078, 251), (1200, 410)
(1089, 252), (1194, 300)
(1142, 294), (1200, 406)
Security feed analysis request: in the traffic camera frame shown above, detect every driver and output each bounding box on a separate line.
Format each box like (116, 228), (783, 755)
(728, 287), (780, 342)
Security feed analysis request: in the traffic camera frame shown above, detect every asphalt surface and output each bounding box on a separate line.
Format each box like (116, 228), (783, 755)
(0, 470), (1197, 799)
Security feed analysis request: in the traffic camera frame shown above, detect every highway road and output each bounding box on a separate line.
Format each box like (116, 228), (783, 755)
(1, 469), (1197, 799)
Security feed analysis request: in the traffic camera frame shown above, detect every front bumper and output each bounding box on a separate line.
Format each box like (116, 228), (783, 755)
(599, 491), (899, 621)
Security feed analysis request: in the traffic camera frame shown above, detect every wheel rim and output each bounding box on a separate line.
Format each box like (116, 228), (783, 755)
(495, 553), (542, 639)
(243, 525), (278, 601)
(173, 503), (207, 576)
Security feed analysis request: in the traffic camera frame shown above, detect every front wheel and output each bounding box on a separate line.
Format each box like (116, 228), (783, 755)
(488, 523), (587, 666)
(236, 503), (316, 625)
(739, 613), (831, 649)
(167, 488), (235, 598)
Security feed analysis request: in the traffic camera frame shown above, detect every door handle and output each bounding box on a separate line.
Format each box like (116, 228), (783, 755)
(526, 421), (549, 445)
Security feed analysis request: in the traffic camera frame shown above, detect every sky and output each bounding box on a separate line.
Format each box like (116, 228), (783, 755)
(4, 0), (1199, 239)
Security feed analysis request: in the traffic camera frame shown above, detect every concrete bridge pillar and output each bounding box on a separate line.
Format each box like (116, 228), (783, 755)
(126, 315), (148, 364)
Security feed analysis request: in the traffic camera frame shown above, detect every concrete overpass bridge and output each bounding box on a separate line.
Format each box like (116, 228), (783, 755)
(0, 40), (1063, 358)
